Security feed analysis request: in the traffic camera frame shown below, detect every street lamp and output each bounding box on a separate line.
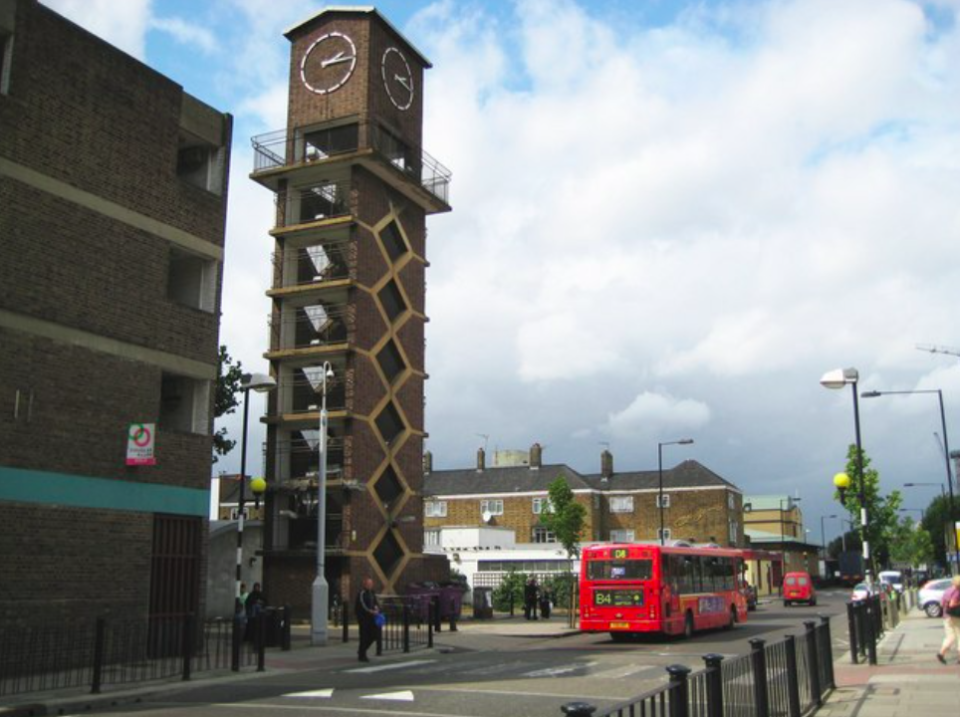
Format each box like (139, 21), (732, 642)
(658, 439), (694, 545)
(820, 514), (837, 558)
(312, 361), (335, 646)
(903, 482), (947, 498)
(862, 389), (959, 574)
(235, 372), (276, 603)
(899, 507), (926, 524)
(820, 367), (871, 584)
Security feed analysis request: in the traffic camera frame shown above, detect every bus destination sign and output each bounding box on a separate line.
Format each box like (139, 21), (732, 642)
(594, 589), (644, 607)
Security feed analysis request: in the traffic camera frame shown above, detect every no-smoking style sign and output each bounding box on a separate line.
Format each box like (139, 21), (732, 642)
(126, 423), (156, 466)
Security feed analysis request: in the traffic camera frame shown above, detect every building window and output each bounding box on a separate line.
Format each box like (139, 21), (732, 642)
(424, 529), (440, 547)
(610, 529), (635, 543)
(0, 32), (12, 96)
(532, 497), (552, 514)
(728, 493), (736, 510)
(425, 501), (447, 518)
(729, 520), (738, 544)
(168, 247), (217, 312)
(656, 494), (671, 508)
(480, 499), (503, 516)
(532, 527), (556, 543)
(159, 373), (211, 434)
(609, 496), (634, 513)
(176, 139), (226, 195)
(657, 528), (672, 542)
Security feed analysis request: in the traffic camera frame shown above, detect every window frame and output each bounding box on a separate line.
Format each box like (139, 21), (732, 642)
(424, 500), (447, 518)
(609, 529), (635, 543)
(480, 499), (504, 516)
(656, 494), (671, 508)
(608, 495), (634, 514)
(657, 527), (672, 542)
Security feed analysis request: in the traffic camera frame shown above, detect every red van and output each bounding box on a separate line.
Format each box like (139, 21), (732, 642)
(783, 572), (816, 606)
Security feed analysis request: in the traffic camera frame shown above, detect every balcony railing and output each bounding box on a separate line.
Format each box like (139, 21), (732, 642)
(272, 237), (356, 289)
(252, 121), (451, 207)
(269, 303), (354, 352)
(276, 180), (354, 228)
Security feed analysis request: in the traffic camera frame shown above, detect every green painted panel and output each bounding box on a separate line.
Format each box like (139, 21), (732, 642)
(0, 466), (209, 516)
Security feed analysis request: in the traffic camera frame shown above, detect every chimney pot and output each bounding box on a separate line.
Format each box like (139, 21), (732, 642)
(530, 442), (542, 470)
(423, 450), (433, 475)
(477, 447), (485, 472)
(601, 449), (613, 479)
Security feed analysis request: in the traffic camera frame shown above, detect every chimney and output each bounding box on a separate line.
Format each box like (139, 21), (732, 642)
(477, 447), (486, 472)
(600, 449), (613, 479)
(529, 442), (542, 470)
(423, 450), (433, 475)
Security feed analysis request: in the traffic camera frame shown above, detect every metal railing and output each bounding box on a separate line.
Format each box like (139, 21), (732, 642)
(251, 122), (451, 206)
(330, 597), (442, 653)
(0, 613), (273, 697)
(563, 617), (835, 717)
(268, 303), (354, 352)
(272, 239), (356, 289)
(276, 181), (355, 228)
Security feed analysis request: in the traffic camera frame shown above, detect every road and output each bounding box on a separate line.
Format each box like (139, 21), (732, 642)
(96, 590), (851, 717)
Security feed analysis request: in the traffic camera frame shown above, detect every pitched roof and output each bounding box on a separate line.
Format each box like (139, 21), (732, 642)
(583, 460), (741, 492)
(423, 464), (592, 497)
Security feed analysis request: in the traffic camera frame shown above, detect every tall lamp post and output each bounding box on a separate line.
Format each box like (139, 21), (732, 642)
(312, 361), (334, 646)
(820, 367), (871, 585)
(658, 438), (694, 545)
(779, 497), (801, 587)
(862, 389), (959, 575)
(235, 372), (276, 603)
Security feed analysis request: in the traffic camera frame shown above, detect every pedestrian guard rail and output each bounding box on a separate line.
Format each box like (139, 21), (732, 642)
(846, 589), (909, 666)
(0, 610), (292, 698)
(563, 617), (834, 717)
(329, 596), (452, 655)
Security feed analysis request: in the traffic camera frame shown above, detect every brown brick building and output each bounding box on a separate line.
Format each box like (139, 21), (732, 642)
(250, 8), (450, 614)
(0, 0), (231, 625)
(423, 446), (746, 549)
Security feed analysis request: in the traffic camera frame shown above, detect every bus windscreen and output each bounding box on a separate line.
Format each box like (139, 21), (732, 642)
(586, 558), (653, 581)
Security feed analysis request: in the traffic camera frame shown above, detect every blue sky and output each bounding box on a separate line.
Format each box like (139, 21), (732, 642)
(45, 0), (960, 541)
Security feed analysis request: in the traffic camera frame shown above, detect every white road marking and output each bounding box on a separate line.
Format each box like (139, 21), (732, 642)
(591, 664), (658, 679)
(523, 661), (598, 678)
(284, 688), (334, 698)
(215, 704), (460, 716)
(345, 659), (436, 674)
(361, 690), (415, 701)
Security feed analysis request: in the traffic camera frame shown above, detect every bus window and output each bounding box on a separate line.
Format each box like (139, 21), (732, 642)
(586, 558), (653, 581)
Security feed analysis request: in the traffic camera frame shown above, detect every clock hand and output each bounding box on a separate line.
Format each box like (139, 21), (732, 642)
(321, 52), (355, 68)
(394, 75), (412, 92)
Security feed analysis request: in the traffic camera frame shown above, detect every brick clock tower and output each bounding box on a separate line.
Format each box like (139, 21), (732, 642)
(250, 7), (451, 610)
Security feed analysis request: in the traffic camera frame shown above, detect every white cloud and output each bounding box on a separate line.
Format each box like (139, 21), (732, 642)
(149, 16), (218, 54)
(605, 392), (711, 439)
(42, 0), (151, 59)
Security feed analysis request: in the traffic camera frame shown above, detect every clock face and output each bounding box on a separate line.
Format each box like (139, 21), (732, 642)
(381, 47), (414, 111)
(300, 32), (357, 95)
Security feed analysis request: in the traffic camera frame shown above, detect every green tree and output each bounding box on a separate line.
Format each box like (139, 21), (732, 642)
(492, 571), (527, 612)
(921, 494), (957, 569)
(888, 516), (934, 567)
(540, 476), (588, 558)
(833, 445), (902, 569)
(213, 345), (244, 463)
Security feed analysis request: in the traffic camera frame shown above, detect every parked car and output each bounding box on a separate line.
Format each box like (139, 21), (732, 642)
(742, 582), (758, 611)
(918, 578), (953, 618)
(878, 570), (904, 594)
(783, 571), (817, 606)
(850, 582), (881, 602)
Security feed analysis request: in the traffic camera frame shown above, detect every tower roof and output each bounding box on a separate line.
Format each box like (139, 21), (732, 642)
(284, 6), (433, 68)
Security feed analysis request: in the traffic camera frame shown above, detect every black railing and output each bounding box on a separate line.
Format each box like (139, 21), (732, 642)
(0, 614), (271, 697)
(847, 595), (883, 665)
(272, 239), (356, 289)
(565, 616), (835, 717)
(331, 597), (444, 654)
(268, 303), (355, 352)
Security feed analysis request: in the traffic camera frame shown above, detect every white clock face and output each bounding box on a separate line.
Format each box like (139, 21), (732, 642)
(301, 32), (357, 95)
(381, 47), (414, 111)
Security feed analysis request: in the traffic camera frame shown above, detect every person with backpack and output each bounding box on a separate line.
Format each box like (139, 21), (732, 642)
(936, 575), (960, 664)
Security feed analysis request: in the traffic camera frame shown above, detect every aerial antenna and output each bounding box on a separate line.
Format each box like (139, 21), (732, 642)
(917, 343), (960, 358)
(476, 433), (489, 452)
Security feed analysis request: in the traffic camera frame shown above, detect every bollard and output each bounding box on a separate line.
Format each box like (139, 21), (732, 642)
(449, 596), (458, 632)
(749, 639), (770, 717)
(281, 606), (292, 651)
(864, 599), (877, 666)
(819, 615), (836, 689)
(432, 595), (442, 633)
(231, 613), (243, 672)
(257, 613), (266, 672)
(702, 654), (725, 717)
(181, 614), (194, 682)
(804, 621), (822, 707)
(783, 635), (802, 717)
(847, 602), (860, 665)
(561, 703), (597, 717)
(403, 602), (410, 653)
(90, 616), (106, 694)
(428, 600), (434, 648)
(666, 664), (692, 717)
(342, 601), (349, 643)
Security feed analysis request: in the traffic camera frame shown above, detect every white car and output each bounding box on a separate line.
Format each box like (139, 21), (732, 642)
(850, 583), (873, 602)
(878, 570), (904, 593)
(919, 578), (953, 618)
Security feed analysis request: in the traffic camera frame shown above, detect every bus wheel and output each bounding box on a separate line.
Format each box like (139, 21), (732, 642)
(683, 612), (694, 639)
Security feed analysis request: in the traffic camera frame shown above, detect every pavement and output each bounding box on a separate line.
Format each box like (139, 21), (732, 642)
(2, 607), (958, 717)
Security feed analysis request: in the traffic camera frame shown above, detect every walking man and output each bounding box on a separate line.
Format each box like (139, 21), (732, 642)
(355, 576), (381, 662)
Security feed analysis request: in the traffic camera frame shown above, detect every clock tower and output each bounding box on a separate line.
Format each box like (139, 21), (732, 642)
(250, 7), (451, 610)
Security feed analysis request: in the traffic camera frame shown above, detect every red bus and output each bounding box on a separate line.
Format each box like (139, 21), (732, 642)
(579, 543), (748, 639)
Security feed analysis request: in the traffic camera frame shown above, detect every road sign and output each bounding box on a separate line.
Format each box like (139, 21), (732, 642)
(126, 423), (156, 466)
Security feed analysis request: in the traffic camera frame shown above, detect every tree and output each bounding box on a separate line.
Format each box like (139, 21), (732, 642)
(921, 494), (956, 569)
(888, 517), (934, 568)
(833, 445), (902, 569)
(213, 345), (243, 463)
(540, 476), (588, 559)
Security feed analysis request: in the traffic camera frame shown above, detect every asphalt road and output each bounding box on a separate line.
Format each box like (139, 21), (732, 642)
(95, 590), (851, 717)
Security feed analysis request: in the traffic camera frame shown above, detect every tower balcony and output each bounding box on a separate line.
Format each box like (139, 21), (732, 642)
(269, 233), (356, 294)
(251, 120), (451, 214)
(267, 301), (354, 358)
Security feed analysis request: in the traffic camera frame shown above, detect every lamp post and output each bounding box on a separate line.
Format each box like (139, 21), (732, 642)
(899, 507), (926, 524)
(779, 497), (800, 586)
(862, 389), (959, 574)
(821, 367), (871, 585)
(658, 439), (694, 545)
(235, 372), (276, 604)
(820, 514), (837, 558)
(311, 361), (334, 646)
(903, 482), (947, 498)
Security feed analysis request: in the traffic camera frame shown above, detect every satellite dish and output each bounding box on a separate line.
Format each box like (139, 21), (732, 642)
(482, 511), (493, 524)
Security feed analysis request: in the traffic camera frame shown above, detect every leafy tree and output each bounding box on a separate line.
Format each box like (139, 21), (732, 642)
(540, 476), (588, 558)
(213, 345), (243, 463)
(921, 494), (959, 569)
(492, 570), (527, 612)
(833, 445), (902, 570)
(888, 516), (934, 568)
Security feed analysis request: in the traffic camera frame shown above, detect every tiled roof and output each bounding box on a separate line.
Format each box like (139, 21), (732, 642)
(583, 460), (741, 492)
(423, 464), (591, 497)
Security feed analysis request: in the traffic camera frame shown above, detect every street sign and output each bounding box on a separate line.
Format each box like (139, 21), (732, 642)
(126, 423), (156, 466)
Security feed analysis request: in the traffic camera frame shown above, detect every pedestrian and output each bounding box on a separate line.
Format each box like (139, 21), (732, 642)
(239, 582), (249, 607)
(246, 582), (266, 618)
(936, 575), (960, 664)
(524, 577), (539, 620)
(355, 576), (381, 662)
(539, 586), (551, 620)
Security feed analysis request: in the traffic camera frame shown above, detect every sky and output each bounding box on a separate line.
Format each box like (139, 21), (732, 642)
(43, 0), (960, 544)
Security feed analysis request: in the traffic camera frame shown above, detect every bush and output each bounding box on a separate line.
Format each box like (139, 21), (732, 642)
(492, 571), (527, 612)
